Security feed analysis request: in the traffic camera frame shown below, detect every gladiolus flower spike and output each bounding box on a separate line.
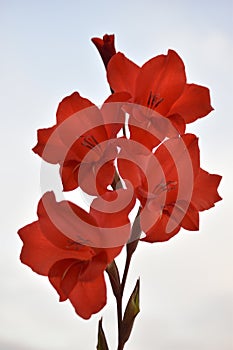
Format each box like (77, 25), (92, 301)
(17, 34), (222, 350)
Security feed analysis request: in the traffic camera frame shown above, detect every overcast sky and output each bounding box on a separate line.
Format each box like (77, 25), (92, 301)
(0, 0), (233, 349)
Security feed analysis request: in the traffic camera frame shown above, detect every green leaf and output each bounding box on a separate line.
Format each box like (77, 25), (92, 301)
(121, 278), (140, 346)
(96, 318), (109, 350)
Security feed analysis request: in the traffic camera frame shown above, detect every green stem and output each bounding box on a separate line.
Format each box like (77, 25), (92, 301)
(116, 296), (123, 350)
(116, 213), (141, 349)
(116, 250), (133, 350)
(108, 177), (141, 349)
(121, 253), (132, 298)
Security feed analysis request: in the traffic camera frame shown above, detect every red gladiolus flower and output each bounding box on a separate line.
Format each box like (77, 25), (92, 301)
(118, 134), (222, 242)
(141, 135), (222, 242)
(107, 51), (213, 149)
(18, 189), (135, 318)
(33, 91), (130, 195)
(141, 166), (222, 243)
(92, 34), (116, 68)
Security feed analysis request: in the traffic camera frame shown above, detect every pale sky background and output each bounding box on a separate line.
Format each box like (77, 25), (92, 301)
(0, 0), (233, 349)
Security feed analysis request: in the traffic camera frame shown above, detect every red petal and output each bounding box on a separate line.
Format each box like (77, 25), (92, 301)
(128, 122), (162, 150)
(104, 91), (131, 104)
(78, 249), (121, 281)
(101, 92), (131, 138)
(56, 92), (94, 124)
(97, 161), (116, 192)
(72, 126), (109, 159)
(103, 245), (123, 264)
(180, 133), (200, 179)
(117, 137), (151, 190)
(141, 212), (180, 243)
(49, 259), (108, 319)
(154, 133), (200, 187)
(139, 200), (161, 237)
(167, 114), (186, 135)
(192, 169), (222, 211)
(18, 222), (61, 276)
(172, 201), (199, 231)
(169, 84), (213, 123)
(38, 192), (100, 248)
(118, 158), (145, 190)
(18, 222), (91, 276)
(48, 259), (80, 301)
(56, 93), (108, 158)
(69, 274), (107, 319)
(77, 160), (115, 196)
(135, 50), (186, 115)
(32, 125), (66, 164)
(49, 256), (111, 300)
(91, 188), (135, 227)
(128, 109), (174, 150)
(90, 189), (135, 247)
(57, 115), (108, 161)
(107, 52), (140, 95)
(40, 191), (124, 249)
(60, 159), (80, 191)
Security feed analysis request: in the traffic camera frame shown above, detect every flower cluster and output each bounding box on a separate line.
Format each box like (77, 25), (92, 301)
(18, 34), (222, 325)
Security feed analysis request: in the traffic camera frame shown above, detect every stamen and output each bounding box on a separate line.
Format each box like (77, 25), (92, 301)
(138, 180), (177, 200)
(81, 135), (99, 149)
(61, 261), (78, 280)
(166, 180), (177, 192)
(153, 180), (177, 196)
(147, 91), (164, 109)
(80, 134), (104, 161)
(147, 91), (152, 107)
(66, 237), (93, 248)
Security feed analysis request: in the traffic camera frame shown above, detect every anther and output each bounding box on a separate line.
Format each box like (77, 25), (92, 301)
(147, 91), (164, 109)
(81, 135), (99, 149)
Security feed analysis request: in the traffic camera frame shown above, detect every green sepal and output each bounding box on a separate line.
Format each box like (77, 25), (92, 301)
(106, 260), (121, 299)
(96, 318), (109, 350)
(127, 214), (141, 258)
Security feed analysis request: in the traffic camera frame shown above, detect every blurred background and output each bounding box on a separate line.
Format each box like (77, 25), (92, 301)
(0, 0), (232, 349)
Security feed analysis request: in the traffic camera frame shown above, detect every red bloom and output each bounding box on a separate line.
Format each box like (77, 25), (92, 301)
(33, 91), (130, 195)
(92, 34), (116, 68)
(141, 135), (221, 242)
(141, 167), (222, 243)
(107, 51), (213, 149)
(18, 190), (134, 318)
(117, 134), (222, 242)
